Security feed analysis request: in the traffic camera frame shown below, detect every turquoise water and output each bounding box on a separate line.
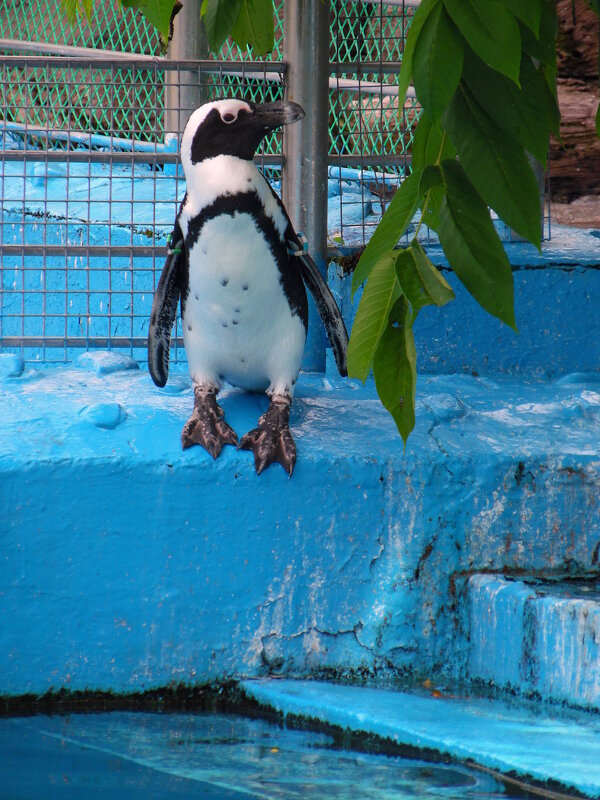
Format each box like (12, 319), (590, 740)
(0, 712), (515, 799)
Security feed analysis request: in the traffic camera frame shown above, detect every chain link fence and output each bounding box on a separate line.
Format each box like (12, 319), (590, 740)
(0, 0), (412, 159)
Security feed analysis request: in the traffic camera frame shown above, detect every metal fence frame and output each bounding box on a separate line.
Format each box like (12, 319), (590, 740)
(0, 45), (286, 362)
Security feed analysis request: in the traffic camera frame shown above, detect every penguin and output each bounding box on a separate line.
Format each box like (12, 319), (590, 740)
(148, 98), (348, 475)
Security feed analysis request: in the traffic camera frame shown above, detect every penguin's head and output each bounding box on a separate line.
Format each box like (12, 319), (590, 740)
(181, 98), (305, 169)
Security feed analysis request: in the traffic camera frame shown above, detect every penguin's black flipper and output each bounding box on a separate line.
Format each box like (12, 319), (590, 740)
(295, 249), (349, 377)
(263, 181), (349, 377)
(148, 227), (184, 388)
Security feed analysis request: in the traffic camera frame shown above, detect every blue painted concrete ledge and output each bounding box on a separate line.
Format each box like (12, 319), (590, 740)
(1, 353), (599, 710)
(331, 224), (600, 379)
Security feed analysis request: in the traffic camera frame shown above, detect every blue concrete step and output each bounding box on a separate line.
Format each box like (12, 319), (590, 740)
(1, 356), (600, 702)
(241, 678), (600, 799)
(468, 574), (600, 710)
(330, 224), (600, 381)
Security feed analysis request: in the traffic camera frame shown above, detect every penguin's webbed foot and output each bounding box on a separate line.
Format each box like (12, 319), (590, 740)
(181, 387), (238, 458)
(239, 395), (296, 475)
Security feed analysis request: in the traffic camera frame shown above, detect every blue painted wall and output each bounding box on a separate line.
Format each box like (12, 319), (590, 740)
(4, 152), (600, 380)
(331, 226), (600, 379)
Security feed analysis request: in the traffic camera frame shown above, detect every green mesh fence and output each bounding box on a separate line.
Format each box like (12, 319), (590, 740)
(0, 0), (416, 158)
(330, 2), (419, 162)
(0, 60), (163, 143)
(0, 1), (162, 140)
(2, 0), (161, 54)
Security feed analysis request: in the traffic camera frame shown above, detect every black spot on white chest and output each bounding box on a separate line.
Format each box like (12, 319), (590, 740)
(180, 211), (308, 391)
(179, 192), (308, 330)
(182, 211), (288, 329)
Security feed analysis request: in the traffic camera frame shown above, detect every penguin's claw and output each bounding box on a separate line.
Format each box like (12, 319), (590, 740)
(181, 415), (238, 457)
(181, 390), (238, 457)
(239, 426), (296, 475)
(239, 396), (296, 475)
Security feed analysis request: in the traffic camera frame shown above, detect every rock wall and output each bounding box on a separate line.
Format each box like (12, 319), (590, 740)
(549, 0), (600, 201)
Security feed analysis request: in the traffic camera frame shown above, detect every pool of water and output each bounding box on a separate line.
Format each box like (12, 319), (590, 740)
(0, 711), (516, 799)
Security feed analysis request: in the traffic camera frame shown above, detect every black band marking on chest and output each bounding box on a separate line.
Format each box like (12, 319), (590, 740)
(180, 192), (308, 331)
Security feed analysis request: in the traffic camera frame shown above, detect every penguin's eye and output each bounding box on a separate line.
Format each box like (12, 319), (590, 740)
(222, 112), (237, 124)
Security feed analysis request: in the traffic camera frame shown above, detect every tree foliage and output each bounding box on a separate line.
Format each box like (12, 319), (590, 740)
(348, 0), (560, 444)
(63, 0), (93, 22)
(64, 0), (275, 54)
(200, 0), (275, 54)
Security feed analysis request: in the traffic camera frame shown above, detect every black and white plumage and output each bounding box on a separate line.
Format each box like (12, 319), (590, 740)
(148, 98), (348, 474)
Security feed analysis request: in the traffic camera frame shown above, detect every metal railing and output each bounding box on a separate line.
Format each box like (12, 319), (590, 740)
(0, 49), (285, 362)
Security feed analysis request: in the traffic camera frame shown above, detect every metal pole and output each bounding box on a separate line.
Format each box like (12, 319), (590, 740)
(165, 0), (209, 138)
(283, 0), (330, 373)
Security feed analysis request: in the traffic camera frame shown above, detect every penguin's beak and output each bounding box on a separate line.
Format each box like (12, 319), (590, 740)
(252, 101), (305, 129)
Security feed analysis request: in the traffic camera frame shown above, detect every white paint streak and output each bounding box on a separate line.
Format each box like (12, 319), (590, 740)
(472, 490), (506, 540)
(245, 563), (295, 667)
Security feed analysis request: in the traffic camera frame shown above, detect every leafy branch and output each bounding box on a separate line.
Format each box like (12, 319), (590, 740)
(201, 0), (275, 55)
(348, 0), (561, 445)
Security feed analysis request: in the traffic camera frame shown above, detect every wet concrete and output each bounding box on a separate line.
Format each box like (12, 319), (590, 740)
(242, 678), (600, 798)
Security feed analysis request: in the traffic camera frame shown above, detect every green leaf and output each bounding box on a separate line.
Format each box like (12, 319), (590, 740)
(499, 0), (541, 36)
(443, 82), (542, 246)
(419, 164), (443, 195)
(64, 0), (92, 22)
(437, 159), (516, 329)
(398, 0), (441, 108)
(421, 186), (446, 232)
(412, 113), (456, 171)
(538, 0), (558, 54)
(412, 120), (455, 229)
(412, 3), (464, 120)
(351, 168), (422, 297)
(542, 64), (561, 139)
(443, 0), (521, 84)
(463, 48), (551, 166)
(63, 0), (77, 22)
(373, 296), (417, 447)
(369, 243), (454, 444)
(519, 1), (557, 67)
(398, 240), (455, 316)
(348, 253), (402, 382)
(231, 0), (274, 55)
(202, 0), (242, 51)
(121, 0), (179, 42)
(418, 164), (446, 230)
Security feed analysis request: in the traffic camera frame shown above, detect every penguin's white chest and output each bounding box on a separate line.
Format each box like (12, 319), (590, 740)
(182, 211), (306, 395)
